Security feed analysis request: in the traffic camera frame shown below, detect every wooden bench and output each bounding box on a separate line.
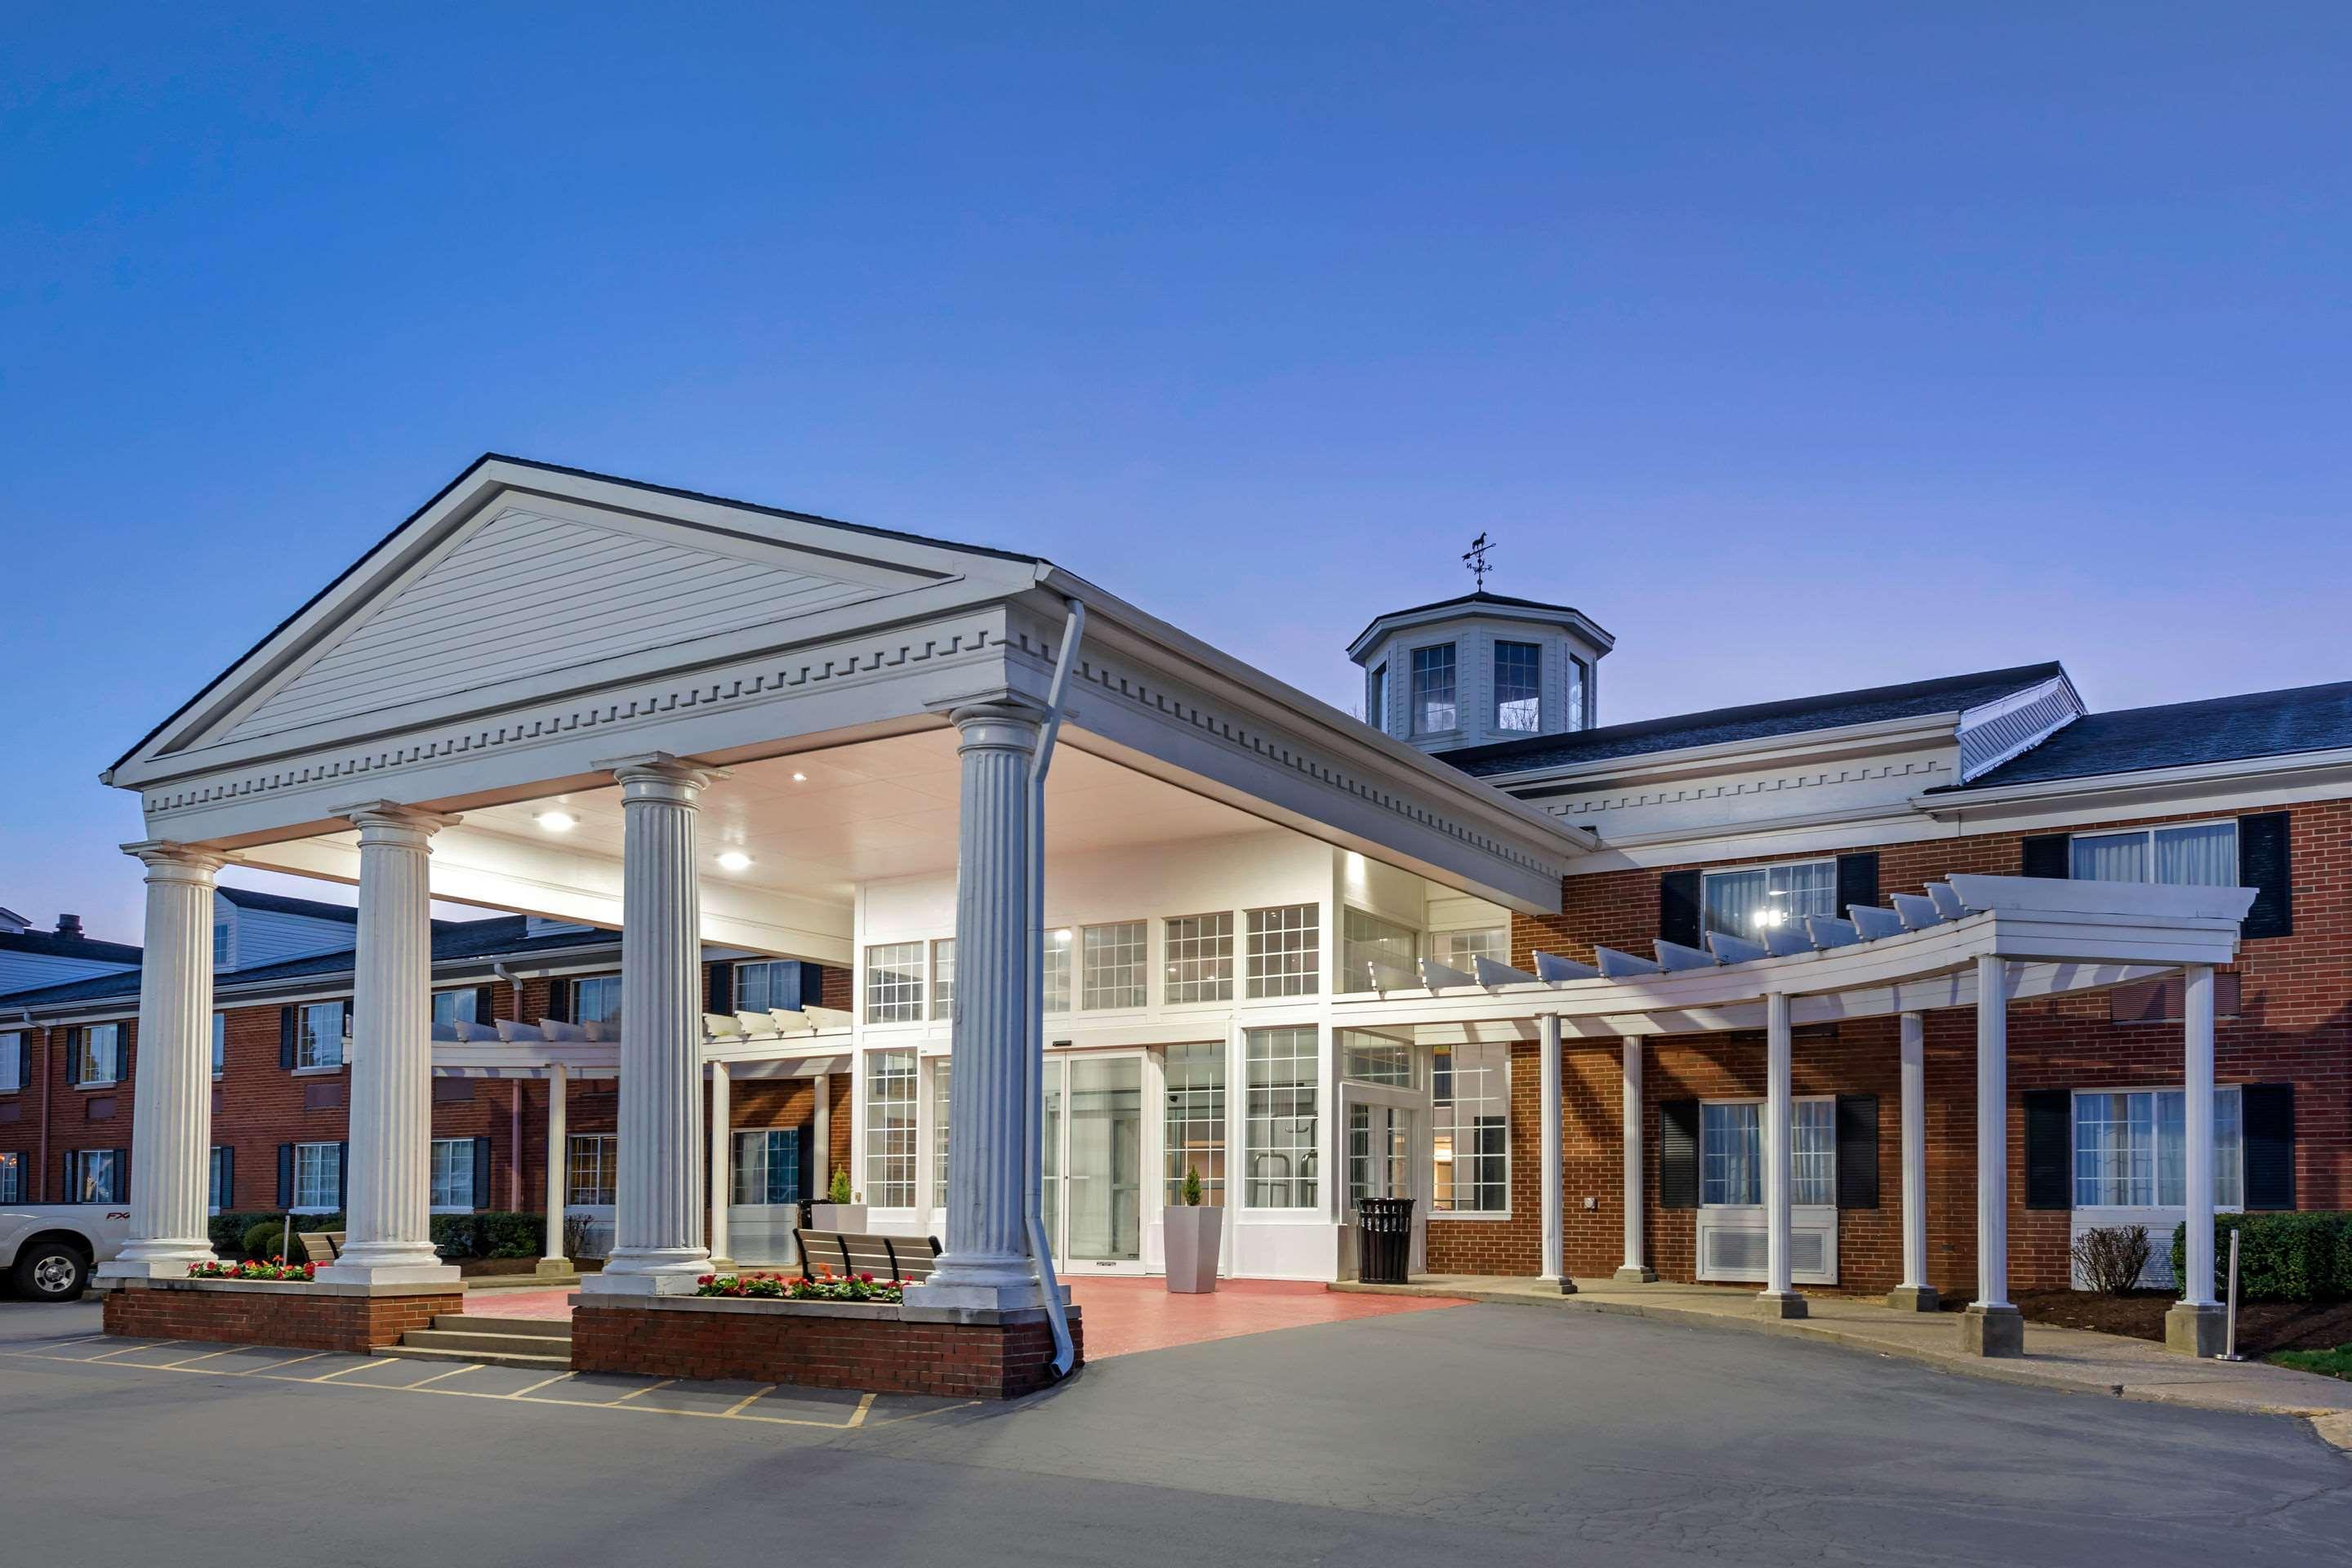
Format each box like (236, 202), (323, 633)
(294, 1231), (345, 1266)
(791, 1228), (942, 1284)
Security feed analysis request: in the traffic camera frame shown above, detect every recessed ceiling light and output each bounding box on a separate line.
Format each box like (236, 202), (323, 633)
(791, 772), (808, 783)
(535, 811), (577, 832)
(716, 850), (753, 871)
(1052, 928), (1073, 946)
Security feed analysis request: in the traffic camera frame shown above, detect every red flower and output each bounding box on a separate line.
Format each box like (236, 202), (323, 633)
(858, 1272), (873, 1284)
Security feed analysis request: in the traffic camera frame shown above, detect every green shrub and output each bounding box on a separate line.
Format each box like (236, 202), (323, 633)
(430, 1214), (482, 1259)
(2170, 1213), (2348, 1302)
(229, 1213), (343, 1262)
(241, 1219), (293, 1262)
(479, 1211), (544, 1259)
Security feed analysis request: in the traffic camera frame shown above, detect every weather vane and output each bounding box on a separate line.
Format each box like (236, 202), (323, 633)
(1463, 532), (1494, 591)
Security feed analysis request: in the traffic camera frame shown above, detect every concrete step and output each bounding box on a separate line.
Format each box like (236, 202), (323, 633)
(400, 1326), (572, 1358)
(376, 1343), (571, 1372)
(430, 1313), (572, 1341)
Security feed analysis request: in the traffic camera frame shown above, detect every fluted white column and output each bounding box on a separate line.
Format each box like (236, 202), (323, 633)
(1962, 955), (2023, 1353)
(1615, 1036), (1656, 1283)
(586, 757), (715, 1294)
(709, 1060), (733, 1267)
(1757, 991), (1806, 1317)
(319, 804), (459, 1285)
(2165, 964), (2227, 1354)
(99, 843), (224, 1280)
(538, 1062), (569, 1277)
(1886, 1012), (1939, 1310)
(1538, 1013), (1564, 1285)
(907, 702), (1045, 1310)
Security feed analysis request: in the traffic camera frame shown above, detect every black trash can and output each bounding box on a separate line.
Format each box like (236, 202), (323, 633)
(1356, 1196), (1416, 1285)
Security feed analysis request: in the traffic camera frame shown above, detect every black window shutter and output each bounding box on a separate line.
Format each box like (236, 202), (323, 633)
(474, 984), (497, 1024)
(2023, 1089), (2071, 1209)
(64, 1152), (77, 1204)
(219, 1147), (234, 1209)
(472, 1136), (492, 1210)
(1659, 871), (1703, 950)
(278, 1006), (296, 1070)
(1658, 1098), (1699, 1209)
(2021, 835), (2070, 880)
(336, 1142), (349, 1212)
(277, 1143), (293, 1208)
(1834, 853), (1880, 920)
(2238, 813), (2292, 939)
(2241, 1084), (2295, 1209)
(113, 1147), (129, 1205)
(64, 1028), (78, 1088)
(1835, 1094), (1878, 1209)
(544, 978), (569, 1023)
(709, 962), (734, 1015)
(17, 1031), (29, 1091)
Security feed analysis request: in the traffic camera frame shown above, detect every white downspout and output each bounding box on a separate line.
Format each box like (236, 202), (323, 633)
(1025, 597), (1085, 1376)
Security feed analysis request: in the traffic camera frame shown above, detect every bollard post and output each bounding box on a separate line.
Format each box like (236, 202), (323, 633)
(2216, 1227), (2245, 1363)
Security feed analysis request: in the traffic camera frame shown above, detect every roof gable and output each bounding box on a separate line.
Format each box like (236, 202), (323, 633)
(1951, 679), (2352, 791)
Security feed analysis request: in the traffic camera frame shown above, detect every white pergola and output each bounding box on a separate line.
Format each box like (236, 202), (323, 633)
(1331, 873), (2256, 1355)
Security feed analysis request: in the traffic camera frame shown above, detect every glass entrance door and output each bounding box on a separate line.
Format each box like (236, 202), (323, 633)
(1041, 1053), (1145, 1272)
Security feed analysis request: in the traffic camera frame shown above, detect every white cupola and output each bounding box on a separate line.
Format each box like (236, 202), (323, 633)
(1346, 591), (1614, 755)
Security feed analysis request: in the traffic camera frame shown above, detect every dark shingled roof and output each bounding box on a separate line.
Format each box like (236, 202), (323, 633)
(0, 915), (617, 1011)
(0, 928), (141, 965)
(1439, 662), (2066, 780)
(216, 885), (360, 923)
(1948, 679), (2352, 791)
(1348, 590), (1613, 653)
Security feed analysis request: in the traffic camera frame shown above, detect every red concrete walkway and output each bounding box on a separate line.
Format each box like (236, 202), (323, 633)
(464, 1278), (1468, 1358)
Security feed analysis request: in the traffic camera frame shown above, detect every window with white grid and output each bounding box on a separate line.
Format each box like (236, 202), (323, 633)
(1162, 1041), (1226, 1206)
(2, 1152), (25, 1205)
(1162, 913), (1234, 1004)
(1434, 1043), (1510, 1214)
(865, 942), (925, 1023)
(429, 1138), (474, 1210)
(69, 1148), (123, 1205)
(295, 1003), (345, 1070)
(930, 1059), (953, 1208)
(1045, 930), (1071, 1014)
(1339, 907), (1417, 994)
(1790, 1100), (1836, 1207)
(865, 1049), (919, 1207)
(430, 990), (479, 1027)
(1245, 905), (1320, 999)
(1081, 921), (1148, 1009)
(1245, 1027), (1319, 1209)
(566, 1134), (617, 1205)
(210, 1014), (225, 1076)
(931, 939), (956, 1021)
(734, 1129), (804, 1205)
(572, 976), (623, 1029)
(1439, 928), (1507, 970)
(80, 1022), (123, 1083)
(292, 1142), (340, 1211)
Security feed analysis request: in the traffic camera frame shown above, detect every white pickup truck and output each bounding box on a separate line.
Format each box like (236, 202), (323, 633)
(0, 1207), (129, 1301)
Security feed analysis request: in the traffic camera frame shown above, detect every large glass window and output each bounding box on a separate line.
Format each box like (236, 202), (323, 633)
(1339, 908), (1417, 994)
(931, 940), (956, 1021)
(1044, 929), (1071, 1014)
(430, 1137), (474, 1210)
(2071, 822), (2238, 886)
(2074, 1088), (2243, 1208)
(1434, 1042), (1509, 1213)
(1790, 1101), (1835, 1207)
(1163, 913), (1234, 1004)
(1342, 1036), (1414, 1086)
(1437, 927), (1507, 970)
(1162, 1041), (1226, 1206)
(69, 1148), (123, 1205)
(1410, 644), (1457, 734)
(865, 1049), (919, 1207)
(572, 976), (623, 1030)
(1245, 905), (1320, 998)
(430, 990), (479, 1028)
(208, 1146), (228, 1211)
(1566, 656), (1588, 731)
(80, 1022), (123, 1084)
(0, 1151), (24, 1204)
(734, 1129), (804, 1206)
(292, 1142), (340, 1210)
(292, 1003), (345, 1070)
(865, 943), (924, 1023)
(1700, 1100), (1837, 1205)
(211, 1014), (226, 1076)
(734, 960), (800, 1013)
(0, 1031), (21, 1093)
(1494, 641), (1542, 733)
(1702, 860), (1837, 941)
(566, 1134), (617, 1205)
(1244, 1027), (1319, 1209)
(1081, 922), (1148, 1010)
(930, 1060), (952, 1208)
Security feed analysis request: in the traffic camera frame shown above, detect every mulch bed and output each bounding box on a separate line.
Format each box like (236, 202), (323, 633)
(2012, 1288), (2352, 1354)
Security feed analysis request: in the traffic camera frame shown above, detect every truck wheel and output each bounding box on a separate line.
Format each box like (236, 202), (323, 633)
(11, 1241), (90, 1301)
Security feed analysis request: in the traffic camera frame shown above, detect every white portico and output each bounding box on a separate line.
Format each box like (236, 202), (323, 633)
(97, 457), (1579, 1359)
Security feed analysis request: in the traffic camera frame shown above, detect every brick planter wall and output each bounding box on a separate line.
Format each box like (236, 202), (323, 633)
(101, 1278), (464, 1352)
(572, 1296), (1083, 1399)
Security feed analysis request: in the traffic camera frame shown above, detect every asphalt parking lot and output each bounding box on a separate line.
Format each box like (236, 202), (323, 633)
(3, 1292), (2346, 1567)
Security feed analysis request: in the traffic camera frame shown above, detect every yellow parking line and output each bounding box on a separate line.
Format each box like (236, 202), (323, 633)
(161, 1348), (249, 1369)
(718, 1383), (777, 1416)
(866, 1399), (984, 1427)
(603, 1377), (676, 1405)
(506, 1370), (575, 1397)
(405, 1361), (485, 1388)
(844, 1392), (878, 1428)
(247, 1352), (330, 1375)
(299, 1360), (378, 1383)
(87, 1339), (179, 1361)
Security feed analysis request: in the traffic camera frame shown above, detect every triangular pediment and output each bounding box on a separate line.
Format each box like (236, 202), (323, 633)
(117, 456), (1040, 774)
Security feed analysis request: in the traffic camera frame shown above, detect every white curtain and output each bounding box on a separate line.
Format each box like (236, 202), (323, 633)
(2071, 831), (2148, 882)
(2154, 822), (2237, 886)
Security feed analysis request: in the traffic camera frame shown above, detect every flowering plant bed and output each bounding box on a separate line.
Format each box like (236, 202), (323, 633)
(694, 1270), (905, 1303)
(189, 1258), (318, 1281)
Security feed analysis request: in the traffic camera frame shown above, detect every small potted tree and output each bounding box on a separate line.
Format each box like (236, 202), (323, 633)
(1163, 1165), (1222, 1294)
(811, 1167), (866, 1232)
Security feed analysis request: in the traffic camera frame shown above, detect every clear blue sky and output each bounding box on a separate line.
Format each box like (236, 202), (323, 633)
(7, 5), (2350, 944)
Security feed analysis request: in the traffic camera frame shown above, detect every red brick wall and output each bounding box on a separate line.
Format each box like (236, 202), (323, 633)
(1498, 799), (2352, 1295)
(572, 1298), (1081, 1398)
(103, 1282), (463, 1352)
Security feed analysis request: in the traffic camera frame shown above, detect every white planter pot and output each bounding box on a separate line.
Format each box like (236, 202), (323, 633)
(1162, 1205), (1223, 1294)
(809, 1203), (868, 1233)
